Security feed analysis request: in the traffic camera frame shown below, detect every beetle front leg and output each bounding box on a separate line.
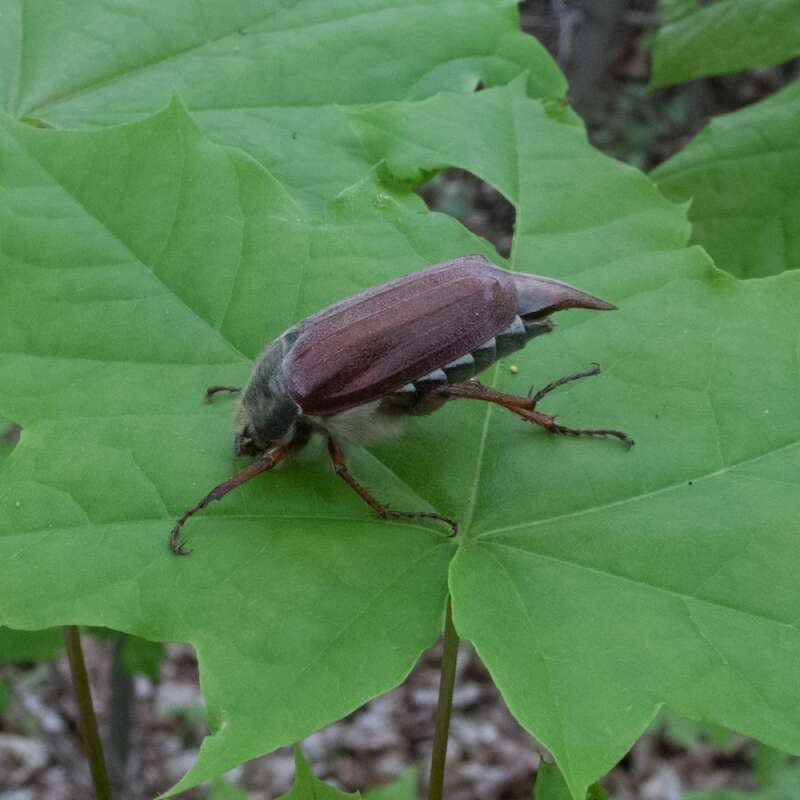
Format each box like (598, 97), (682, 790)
(326, 438), (458, 537)
(440, 366), (634, 448)
(169, 442), (297, 555)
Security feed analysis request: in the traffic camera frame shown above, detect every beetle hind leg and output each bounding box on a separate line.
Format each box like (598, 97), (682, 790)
(327, 438), (458, 537)
(528, 362), (601, 404)
(440, 365), (634, 448)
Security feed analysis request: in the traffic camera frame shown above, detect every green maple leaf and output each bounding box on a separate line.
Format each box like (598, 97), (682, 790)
(534, 762), (607, 800)
(653, 81), (800, 279)
(0, 0), (562, 212)
(651, 0), (800, 86)
(352, 84), (800, 798)
(276, 747), (360, 800)
(0, 101), (464, 795)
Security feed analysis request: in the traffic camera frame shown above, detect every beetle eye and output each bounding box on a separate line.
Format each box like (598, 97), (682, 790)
(234, 428), (259, 457)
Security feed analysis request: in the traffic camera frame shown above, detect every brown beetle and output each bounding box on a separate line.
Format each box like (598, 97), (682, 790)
(170, 255), (632, 554)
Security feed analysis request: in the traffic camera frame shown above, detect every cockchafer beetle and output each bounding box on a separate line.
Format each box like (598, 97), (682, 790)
(170, 255), (633, 554)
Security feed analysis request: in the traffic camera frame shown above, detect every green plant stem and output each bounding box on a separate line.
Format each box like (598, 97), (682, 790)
(429, 595), (459, 800)
(108, 633), (133, 794)
(63, 625), (113, 800)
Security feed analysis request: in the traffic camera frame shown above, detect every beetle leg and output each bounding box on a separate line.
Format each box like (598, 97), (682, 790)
(528, 362), (601, 404)
(326, 438), (458, 537)
(205, 385), (241, 403)
(440, 368), (634, 448)
(169, 442), (297, 555)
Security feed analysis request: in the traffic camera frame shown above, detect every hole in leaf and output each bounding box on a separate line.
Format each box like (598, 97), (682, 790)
(2, 421), (21, 448)
(416, 169), (515, 259)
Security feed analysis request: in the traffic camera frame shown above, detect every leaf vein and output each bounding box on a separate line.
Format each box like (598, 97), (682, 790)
(7, 127), (248, 363)
(480, 439), (800, 539)
(486, 540), (799, 633)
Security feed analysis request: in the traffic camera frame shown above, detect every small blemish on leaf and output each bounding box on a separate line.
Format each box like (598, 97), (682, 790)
(20, 117), (51, 129)
(3, 422), (21, 446)
(509, 364), (519, 374)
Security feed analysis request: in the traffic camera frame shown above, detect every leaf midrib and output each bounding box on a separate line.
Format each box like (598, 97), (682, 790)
(7, 117), (249, 365)
(479, 438), (800, 540)
(482, 537), (800, 633)
(0, 514), (453, 542)
(28, 0), (492, 117)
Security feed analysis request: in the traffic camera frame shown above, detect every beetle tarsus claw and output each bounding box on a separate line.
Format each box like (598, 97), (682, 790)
(381, 508), (459, 538)
(547, 422), (635, 448)
(595, 429), (635, 449)
(169, 524), (192, 556)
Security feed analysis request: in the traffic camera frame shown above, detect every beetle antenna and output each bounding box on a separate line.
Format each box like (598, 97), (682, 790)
(169, 444), (294, 556)
(205, 385), (242, 403)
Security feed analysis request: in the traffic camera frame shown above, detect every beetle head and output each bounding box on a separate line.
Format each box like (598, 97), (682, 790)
(234, 338), (300, 456)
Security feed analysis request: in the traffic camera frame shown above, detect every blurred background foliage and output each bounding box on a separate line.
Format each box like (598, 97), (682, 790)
(421, 0), (799, 262)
